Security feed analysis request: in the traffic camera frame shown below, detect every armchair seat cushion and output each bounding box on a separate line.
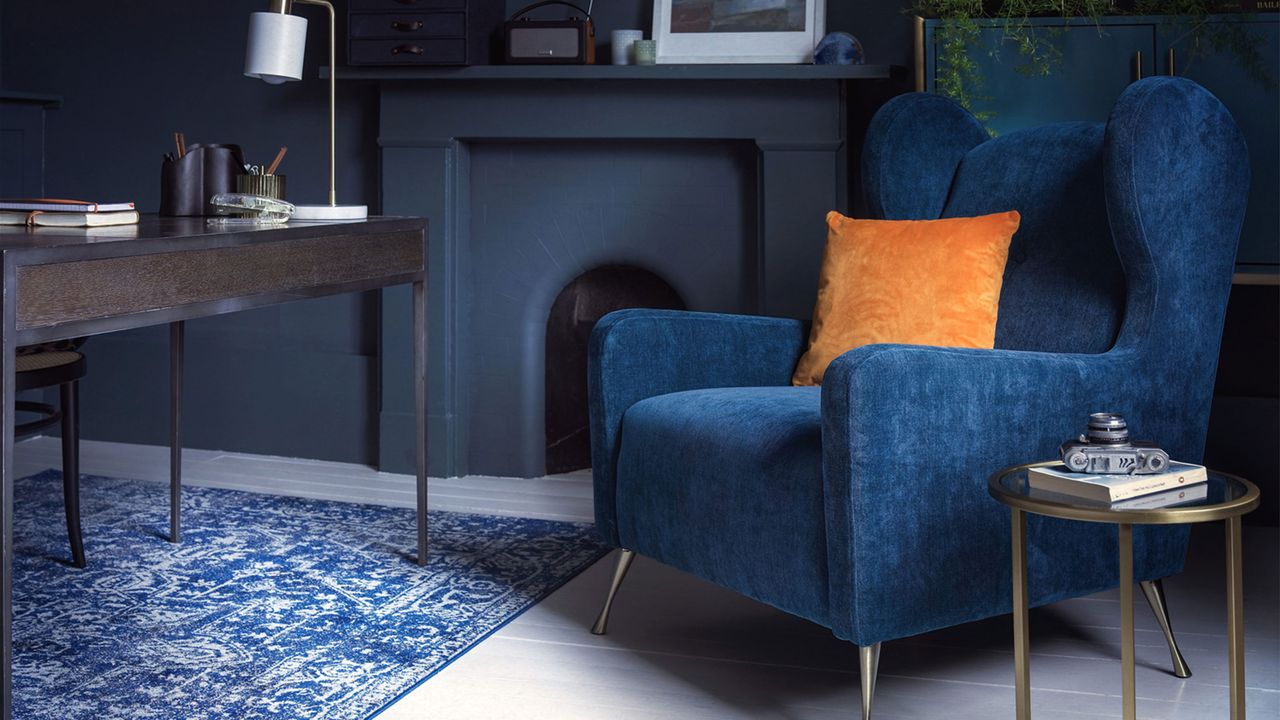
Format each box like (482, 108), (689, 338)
(615, 386), (829, 624)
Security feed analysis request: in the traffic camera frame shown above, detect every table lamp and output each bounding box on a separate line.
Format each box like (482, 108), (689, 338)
(244, 0), (367, 220)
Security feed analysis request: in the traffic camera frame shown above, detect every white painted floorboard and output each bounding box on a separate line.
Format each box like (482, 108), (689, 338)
(14, 437), (1279, 719)
(13, 436), (595, 523)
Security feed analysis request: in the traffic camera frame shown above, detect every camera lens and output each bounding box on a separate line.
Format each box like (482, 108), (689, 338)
(1086, 412), (1130, 445)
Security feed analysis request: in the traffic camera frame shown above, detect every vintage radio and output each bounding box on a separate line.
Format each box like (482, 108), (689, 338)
(504, 1), (596, 65)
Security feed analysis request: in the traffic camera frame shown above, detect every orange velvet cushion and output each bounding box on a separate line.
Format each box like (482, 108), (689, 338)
(791, 210), (1020, 386)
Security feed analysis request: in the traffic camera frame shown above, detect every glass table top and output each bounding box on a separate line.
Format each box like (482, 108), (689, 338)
(989, 463), (1260, 525)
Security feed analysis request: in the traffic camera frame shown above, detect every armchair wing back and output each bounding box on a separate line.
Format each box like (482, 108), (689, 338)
(863, 76), (1248, 464)
(587, 77), (1248, 659)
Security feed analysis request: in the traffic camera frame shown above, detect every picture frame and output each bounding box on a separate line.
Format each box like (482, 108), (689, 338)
(652, 0), (826, 64)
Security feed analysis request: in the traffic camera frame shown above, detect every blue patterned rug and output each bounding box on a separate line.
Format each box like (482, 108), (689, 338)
(11, 470), (607, 720)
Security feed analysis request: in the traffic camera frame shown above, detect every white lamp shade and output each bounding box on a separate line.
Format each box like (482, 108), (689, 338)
(245, 12), (308, 84)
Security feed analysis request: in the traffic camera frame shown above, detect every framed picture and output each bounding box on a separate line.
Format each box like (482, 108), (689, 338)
(653, 0), (826, 64)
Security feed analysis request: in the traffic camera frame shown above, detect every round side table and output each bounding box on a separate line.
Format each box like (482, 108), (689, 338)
(988, 462), (1259, 720)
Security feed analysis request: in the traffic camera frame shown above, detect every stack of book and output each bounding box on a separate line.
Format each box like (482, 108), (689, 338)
(1028, 462), (1209, 509)
(0, 199), (139, 228)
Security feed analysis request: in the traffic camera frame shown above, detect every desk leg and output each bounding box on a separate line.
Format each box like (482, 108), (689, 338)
(2, 260), (16, 718)
(169, 321), (183, 543)
(1119, 523), (1135, 720)
(1226, 516), (1245, 720)
(413, 280), (428, 566)
(1011, 508), (1030, 720)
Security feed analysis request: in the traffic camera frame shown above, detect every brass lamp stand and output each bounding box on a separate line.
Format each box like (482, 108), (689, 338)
(245, 0), (367, 220)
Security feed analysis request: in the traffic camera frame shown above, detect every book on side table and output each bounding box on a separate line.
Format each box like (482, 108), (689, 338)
(1028, 462), (1208, 503)
(1110, 483), (1209, 510)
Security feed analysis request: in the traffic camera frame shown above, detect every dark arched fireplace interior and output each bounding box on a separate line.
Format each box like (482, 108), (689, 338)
(545, 265), (686, 474)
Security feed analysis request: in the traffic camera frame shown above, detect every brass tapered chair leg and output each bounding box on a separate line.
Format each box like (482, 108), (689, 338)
(590, 549), (636, 635)
(859, 642), (881, 720)
(1141, 579), (1191, 678)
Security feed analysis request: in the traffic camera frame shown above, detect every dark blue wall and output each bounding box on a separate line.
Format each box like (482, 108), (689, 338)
(2, 0), (383, 463)
(0, 0), (911, 466)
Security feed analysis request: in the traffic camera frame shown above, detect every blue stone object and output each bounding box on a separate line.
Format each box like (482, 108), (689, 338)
(813, 31), (865, 65)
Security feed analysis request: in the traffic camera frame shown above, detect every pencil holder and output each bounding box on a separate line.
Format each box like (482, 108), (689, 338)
(160, 144), (247, 216)
(236, 174), (287, 201)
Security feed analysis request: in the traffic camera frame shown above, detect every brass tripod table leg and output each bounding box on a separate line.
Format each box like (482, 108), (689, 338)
(1011, 508), (1030, 720)
(1226, 515), (1245, 720)
(1119, 523), (1135, 720)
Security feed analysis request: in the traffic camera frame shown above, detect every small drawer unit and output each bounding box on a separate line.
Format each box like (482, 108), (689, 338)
(350, 13), (466, 38)
(348, 0), (503, 65)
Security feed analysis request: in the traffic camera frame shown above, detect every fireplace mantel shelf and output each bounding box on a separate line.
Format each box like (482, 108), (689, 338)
(327, 64), (899, 81)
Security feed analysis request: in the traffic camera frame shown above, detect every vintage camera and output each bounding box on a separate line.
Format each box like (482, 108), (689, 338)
(1059, 413), (1170, 475)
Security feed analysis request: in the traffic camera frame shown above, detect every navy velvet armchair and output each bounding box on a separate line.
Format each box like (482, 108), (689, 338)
(586, 77), (1248, 718)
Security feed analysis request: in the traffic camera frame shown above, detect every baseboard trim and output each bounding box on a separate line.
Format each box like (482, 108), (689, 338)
(14, 436), (593, 522)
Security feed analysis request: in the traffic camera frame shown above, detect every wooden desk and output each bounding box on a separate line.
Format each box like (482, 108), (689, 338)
(0, 216), (428, 716)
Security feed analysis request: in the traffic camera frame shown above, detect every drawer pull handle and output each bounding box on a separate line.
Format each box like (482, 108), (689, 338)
(393, 0), (420, 4)
(392, 20), (425, 31)
(393, 44), (425, 55)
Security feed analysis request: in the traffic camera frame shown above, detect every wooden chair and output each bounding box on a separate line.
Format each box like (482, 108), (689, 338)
(15, 344), (86, 568)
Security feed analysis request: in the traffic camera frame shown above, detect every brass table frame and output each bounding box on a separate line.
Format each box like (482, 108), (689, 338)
(0, 217), (428, 719)
(989, 462), (1260, 720)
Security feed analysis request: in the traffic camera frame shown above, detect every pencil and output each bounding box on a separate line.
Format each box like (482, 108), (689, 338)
(175, 132), (187, 159)
(266, 146), (288, 176)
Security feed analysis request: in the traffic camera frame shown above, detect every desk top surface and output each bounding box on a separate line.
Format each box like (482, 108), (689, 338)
(5, 216), (427, 343)
(0, 216), (426, 256)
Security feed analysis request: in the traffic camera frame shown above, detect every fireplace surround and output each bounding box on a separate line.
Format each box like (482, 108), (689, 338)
(545, 265), (687, 475)
(375, 70), (884, 477)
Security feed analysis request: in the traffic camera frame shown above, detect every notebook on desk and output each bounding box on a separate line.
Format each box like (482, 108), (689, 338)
(0, 210), (140, 227)
(0, 198), (135, 213)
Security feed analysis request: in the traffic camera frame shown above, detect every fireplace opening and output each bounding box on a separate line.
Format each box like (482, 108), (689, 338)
(545, 265), (686, 474)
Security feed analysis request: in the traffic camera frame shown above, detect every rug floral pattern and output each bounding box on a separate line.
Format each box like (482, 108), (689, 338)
(11, 470), (608, 720)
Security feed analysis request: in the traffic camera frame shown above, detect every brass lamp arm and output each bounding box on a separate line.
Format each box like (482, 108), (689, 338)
(268, 0), (338, 207)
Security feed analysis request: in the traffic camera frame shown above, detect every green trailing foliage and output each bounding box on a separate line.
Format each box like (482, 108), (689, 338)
(1142, 1), (1277, 87)
(913, 0), (1275, 122)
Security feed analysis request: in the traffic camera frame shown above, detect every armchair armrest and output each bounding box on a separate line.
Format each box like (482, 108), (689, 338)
(588, 309), (807, 544)
(820, 343), (1195, 646)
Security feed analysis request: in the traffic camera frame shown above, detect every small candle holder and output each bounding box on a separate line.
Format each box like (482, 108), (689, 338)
(634, 39), (657, 66)
(611, 30), (644, 65)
